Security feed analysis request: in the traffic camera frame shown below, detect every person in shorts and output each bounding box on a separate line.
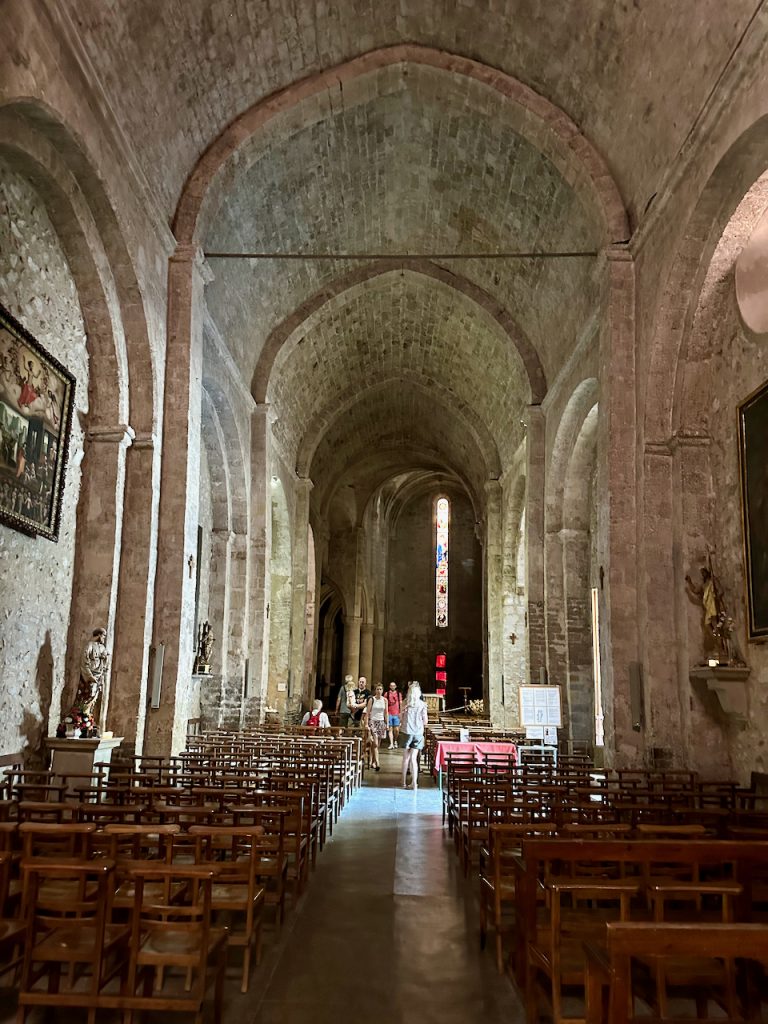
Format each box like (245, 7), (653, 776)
(386, 681), (402, 749)
(401, 681), (428, 790)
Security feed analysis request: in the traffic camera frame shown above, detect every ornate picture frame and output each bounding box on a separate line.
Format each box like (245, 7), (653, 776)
(0, 303), (75, 541)
(738, 377), (768, 641)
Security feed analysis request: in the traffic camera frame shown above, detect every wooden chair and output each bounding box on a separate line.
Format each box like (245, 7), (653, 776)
(122, 863), (228, 1024)
(0, 852), (24, 979)
(225, 806), (289, 925)
(189, 825), (266, 992)
(584, 922), (768, 1023)
(480, 823), (558, 972)
(17, 857), (130, 1024)
(526, 875), (640, 1023)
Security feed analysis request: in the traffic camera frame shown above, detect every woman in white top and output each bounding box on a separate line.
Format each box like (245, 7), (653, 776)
(401, 681), (429, 790)
(365, 683), (388, 771)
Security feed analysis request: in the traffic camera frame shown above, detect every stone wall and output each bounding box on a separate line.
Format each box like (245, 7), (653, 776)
(0, 159), (88, 757)
(385, 488), (482, 704)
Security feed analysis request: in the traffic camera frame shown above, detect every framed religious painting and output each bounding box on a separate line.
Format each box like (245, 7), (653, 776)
(0, 303), (75, 541)
(738, 377), (768, 640)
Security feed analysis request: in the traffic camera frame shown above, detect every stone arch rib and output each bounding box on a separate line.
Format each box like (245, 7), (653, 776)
(252, 259), (546, 405)
(173, 44), (628, 247)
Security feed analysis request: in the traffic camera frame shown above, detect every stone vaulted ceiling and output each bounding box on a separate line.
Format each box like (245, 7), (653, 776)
(52, 0), (759, 518)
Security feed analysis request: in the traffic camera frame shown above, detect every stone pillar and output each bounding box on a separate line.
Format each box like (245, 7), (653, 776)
(223, 531), (248, 727)
(66, 424), (133, 732)
(245, 404), (271, 724)
(485, 479), (504, 721)
(597, 247), (640, 767)
(639, 443), (682, 761)
(674, 434), (719, 770)
(562, 528), (594, 745)
(343, 615), (362, 679)
(146, 246), (207, 756)
(544, 528), (571, 733)
(359, 623), (374, 683)
(108, 431), (159, 755)
(372, 627), (385, 685)
(205, 527), (232, 726)
(288, 478), (313, 711)
(525, 404), (546, 682)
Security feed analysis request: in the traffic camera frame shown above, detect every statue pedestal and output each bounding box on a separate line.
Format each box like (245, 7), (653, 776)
(45, 736), (124, 792)
(690, 665), (751, 724)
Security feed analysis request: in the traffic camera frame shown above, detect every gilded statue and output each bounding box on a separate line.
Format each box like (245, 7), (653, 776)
(685, 559), (742, 666)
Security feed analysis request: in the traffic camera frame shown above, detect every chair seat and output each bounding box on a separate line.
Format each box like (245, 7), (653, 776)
(138, 925), (228, 961)
(33, 922), (129, 959)
(211, 881), (265, 906)
(0, 917), (25, 943)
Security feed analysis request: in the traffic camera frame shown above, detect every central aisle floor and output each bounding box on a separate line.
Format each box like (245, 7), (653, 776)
(241, 750), (525, 1024)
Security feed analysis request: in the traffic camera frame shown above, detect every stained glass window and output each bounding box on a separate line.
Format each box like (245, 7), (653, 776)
(436, 497), (449, 627)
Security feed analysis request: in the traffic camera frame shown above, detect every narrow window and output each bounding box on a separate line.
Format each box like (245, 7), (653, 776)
(591, 586), (604, 746)
(436, 497), (449, 627)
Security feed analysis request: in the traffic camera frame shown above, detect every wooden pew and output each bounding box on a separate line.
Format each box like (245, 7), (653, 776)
(584, 922), (768, 1023)
(513, 838), (768, 991)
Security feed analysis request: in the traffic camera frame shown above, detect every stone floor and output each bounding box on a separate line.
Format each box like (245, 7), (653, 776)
(239, 746), (524, 1023)
(1, 746), (525, 1024)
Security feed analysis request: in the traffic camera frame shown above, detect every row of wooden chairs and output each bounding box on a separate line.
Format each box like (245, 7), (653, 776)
(1, 730), (364, 1021)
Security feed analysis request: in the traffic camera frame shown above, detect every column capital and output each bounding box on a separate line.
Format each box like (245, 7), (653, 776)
(171, 243), (214, 282)
(295, 476), (314, 494)
(360, 622), (375, 636)
(523, 403), (544, 429)
(86, 424), (135, 447)
(130, 431), (156, 451)
(344, 614), (362, 627)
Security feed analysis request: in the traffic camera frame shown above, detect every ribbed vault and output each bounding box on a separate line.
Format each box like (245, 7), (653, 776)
(202, 62), (600, 384)
(267, 270), (527, 491)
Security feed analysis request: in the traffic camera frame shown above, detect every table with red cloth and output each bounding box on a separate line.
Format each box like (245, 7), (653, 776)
(433, 740), (518, 773)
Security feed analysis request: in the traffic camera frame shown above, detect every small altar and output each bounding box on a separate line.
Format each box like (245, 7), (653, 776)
(45, 735), (123, 790)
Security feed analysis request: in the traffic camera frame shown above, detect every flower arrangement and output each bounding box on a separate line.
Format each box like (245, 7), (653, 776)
(56, 708), (98, 739)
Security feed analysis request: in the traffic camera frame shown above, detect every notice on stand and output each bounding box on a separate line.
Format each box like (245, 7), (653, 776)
(519, 685), (562, 727)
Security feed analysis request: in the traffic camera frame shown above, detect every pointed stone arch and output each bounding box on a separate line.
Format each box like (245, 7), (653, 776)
(173, 44), (627, 247)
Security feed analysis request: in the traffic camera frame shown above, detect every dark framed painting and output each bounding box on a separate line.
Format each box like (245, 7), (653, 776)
(739, 377), (768, 641)
(0, 303), (75, 541)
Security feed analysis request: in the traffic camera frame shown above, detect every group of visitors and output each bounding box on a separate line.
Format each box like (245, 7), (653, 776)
(302, 675), (428, 789)
(332, 675), (428, 789)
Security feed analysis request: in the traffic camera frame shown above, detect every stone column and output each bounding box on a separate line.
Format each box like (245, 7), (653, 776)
(562, 528), (594, 745)
(597, 246), (640, 767)
(525, 404), (547, 683)
(343, 615), (362, 679)
(245, 404), (271, 725)
(638, 442), (682, 761)
(108, 431), (159, 755)
(372, 627), (385, 685)
(359, 623), (374, 683)
(223, 531), (248, 728)
(544, 527), (571, 732)
(288, 478), (313, 713)
(66, 424), (133, 731)
(204, 527), (232, 727)
(485, 479), (504, 721)
(673, 434), (718, 770)
(145, 245), (207, 757)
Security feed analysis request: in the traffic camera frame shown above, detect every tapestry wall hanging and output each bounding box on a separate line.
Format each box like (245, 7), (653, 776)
(0, 303), (75, 541)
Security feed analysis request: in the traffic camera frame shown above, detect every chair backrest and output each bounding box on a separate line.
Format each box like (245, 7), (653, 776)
(21, 856), (116, 930)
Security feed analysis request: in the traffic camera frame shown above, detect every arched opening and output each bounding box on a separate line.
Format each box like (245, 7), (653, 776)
(316, 581), (346, 707)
